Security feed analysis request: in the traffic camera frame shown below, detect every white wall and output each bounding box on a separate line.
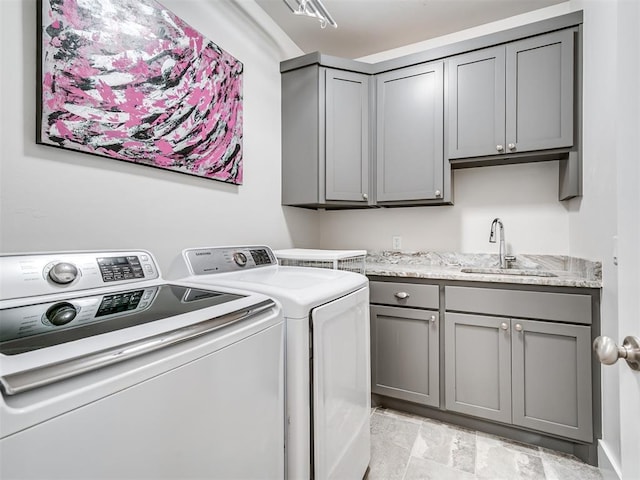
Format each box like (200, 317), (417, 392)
(319, 162), (570, 254)
(318, 3), (577, 255)
(567, 0), (637, 477)
(0, 0), (318, 274)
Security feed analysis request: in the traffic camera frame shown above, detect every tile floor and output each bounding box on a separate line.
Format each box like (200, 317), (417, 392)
(368, 407), (604, 480)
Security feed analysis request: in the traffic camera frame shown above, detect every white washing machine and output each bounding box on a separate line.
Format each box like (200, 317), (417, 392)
(0, 250), (285, 479)
(172, 245), (371, 480)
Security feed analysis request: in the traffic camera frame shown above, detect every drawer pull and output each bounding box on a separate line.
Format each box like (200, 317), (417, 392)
(430, 314), (437, 323)
(500, 322), (509, 331)
(394, 292), (410, 299)
(514, 323), (523, 332)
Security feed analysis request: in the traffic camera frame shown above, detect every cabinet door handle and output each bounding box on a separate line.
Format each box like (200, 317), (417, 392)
(496, 144), (504, 152)
(508, 143), (516, 150)
(429, 314), (437, 323)
(514, 323), (523, 332)
(362, 193), (368, 200)
(500, 322), (509, 331)
(394, 292), (410, 299)
(435, 190), (442, 198)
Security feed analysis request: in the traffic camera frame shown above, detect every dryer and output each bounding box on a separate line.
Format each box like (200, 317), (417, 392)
(173, 245), (371, 480)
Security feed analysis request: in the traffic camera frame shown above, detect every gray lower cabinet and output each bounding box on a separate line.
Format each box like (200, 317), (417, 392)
(281, 65), (370, 207)
(448, 29), (575, 159)
(370, 305), (439, 406)
(511, 318), (592, 442)
(445, 312), (592, 442)
(376, 62), (444, 203)
(445, 313), (512, 423)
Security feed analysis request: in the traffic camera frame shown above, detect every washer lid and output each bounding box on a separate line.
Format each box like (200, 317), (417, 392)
(0, 284), (245, 355)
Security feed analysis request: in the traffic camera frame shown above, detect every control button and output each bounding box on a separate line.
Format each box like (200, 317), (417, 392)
(144, 265), (154, 273)
(233, 252), (248, 267)
(140, 255), (149, 261)
(45, 302), (77, 326)
(48, 263), (79, 285)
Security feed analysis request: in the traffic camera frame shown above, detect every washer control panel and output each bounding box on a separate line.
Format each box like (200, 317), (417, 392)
(97, 256), (148, 282)
(0, 287), (159, 344)
(0, 251), (160, 301)
(184, 246), (277, 275)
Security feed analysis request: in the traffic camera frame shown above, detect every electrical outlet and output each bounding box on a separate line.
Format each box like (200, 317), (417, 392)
(392, 236), (402, 250)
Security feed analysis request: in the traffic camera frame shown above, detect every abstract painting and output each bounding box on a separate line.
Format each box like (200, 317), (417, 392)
(37, 0), (244, 184)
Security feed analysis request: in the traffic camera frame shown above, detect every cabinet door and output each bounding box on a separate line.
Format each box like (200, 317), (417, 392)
(506, 30), (574, 153)
(445, 313), (511, 423)
(376, 62), (444, 201)
(370, 305), (439, 407)
(325, 69), (370, 202)
(448, 47), (506, 159)
(511, 319), (592, 442)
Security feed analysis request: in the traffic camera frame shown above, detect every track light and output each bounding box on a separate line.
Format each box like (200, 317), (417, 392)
(283, 0), (337, 29)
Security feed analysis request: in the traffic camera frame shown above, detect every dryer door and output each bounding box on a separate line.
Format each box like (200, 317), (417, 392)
(311, 286), (371, 480)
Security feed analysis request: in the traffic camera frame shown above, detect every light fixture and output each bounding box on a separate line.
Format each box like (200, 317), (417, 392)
(283, 0), (337, 29)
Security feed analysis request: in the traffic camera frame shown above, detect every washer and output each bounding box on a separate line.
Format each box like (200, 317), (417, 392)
(172, 245), (371, 480)
(0, 250), (285, 479)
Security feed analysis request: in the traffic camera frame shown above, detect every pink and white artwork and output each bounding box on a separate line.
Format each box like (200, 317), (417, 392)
(38, 0), (243, 184)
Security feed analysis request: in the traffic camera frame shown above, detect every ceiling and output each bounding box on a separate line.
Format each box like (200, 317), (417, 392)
(254, 0), (567, 59)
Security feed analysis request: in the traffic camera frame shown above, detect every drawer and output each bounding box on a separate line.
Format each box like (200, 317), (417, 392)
(445, 286), (592, 325)
(370, 281), (439, 309)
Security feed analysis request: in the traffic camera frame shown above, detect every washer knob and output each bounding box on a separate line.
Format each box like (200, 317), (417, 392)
(46, 302), (77, 326)
(233, 252), (248, 267)
(48, 262), (78, 285)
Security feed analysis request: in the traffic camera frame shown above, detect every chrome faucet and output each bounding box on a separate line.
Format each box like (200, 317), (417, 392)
(489, 218), (515, 269)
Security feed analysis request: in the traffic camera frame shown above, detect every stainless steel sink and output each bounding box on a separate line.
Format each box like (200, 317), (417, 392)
(460, 267), (558, 277)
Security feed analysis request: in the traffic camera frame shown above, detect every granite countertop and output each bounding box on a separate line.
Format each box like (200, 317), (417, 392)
(365, 251), (602, 288)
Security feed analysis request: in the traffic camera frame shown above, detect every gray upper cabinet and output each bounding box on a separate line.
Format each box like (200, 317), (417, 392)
(326, 70), (370, 202)
(448, 46), (506, 159)
(449, 29), (575, 159)
(281, 14), (583, 207)
(281, 65), (371, 207)
(376, 62), (444, 202)
(505, 30), (575, 153)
